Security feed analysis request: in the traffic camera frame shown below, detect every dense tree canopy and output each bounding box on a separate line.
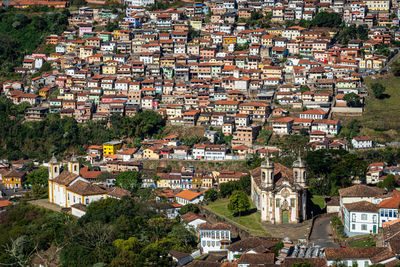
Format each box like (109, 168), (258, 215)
(305, 149), (368, 195)
(0, 197), (197, 266)
(0, 8), (69, 75)
(343, 92), (361, 107)
(228, 190), (251, 216)
(115, 171), (142, 193)
(311, 11), (342, 28)
(0, 97), (165, 161)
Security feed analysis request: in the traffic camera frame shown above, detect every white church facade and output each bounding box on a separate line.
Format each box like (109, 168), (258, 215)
(48, 156), (107, 208)
(251, 157), (308, 224)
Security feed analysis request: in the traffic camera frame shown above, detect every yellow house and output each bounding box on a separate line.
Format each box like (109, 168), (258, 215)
(103, 54), (114, 62)
(3, 170), (25, 189)
(160, 57), (175, 68)
(113, 30), (121, 40)
(156, 177), (169, 188)
(102, 65), (117, 75)
(202, 174), (214, 188)
(190, 18), (202, 31)
(39, 87), (51, 99)
(223, 36), (237, 46)
(143, 146), (160, 159)
(103, 141), (123, 155)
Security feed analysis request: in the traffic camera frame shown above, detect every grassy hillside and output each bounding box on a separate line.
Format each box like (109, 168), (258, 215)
(338, 74), (400, 143)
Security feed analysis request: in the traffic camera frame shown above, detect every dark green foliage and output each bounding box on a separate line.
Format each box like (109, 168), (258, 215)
(178, 204), (200, 215)
(292, 262), (313, 267)
(24, 167), (48, 186)
(311, 11), (342, 28)
(337, 25), (369, 45)
(375, 44), (392, 57)
(115, 171), (142, 193)
(0, 98), (165, 160)
(272, 241), (284, 257)
(0, 8), (69, 75)
(377, 174), (397, 191)
(219, 174), (251, 198)
(343, 92), (361, 107)
(204, 189), (218, 202)
(371, 83), (386, 99)
(305, 150), (368, 195)
(0, 203), (73, 266)
(331, 215), (346, 238)
(216, 129), (233, 146)
(58, 197), (197, 266)
(392, 60), (400, 76)
(182, 135), (208, 147)
(228, 190), (250, 216)
(339, 119), (361, 140)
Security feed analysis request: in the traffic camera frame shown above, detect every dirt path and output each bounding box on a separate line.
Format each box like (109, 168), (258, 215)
(29, 199), (62, 212)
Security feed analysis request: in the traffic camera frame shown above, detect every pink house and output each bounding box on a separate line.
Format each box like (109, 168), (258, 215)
(78, 24), (93, 37)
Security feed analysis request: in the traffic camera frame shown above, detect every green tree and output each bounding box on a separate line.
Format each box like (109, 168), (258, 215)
(343, 92), (361, 107)
(292, 262), (313, 267)
(178, 204), (200, 215)
(377, 174), (397, 191)
(311, 11), (342, 27)
(115, 171), (142, 193)
(24, 167), (48, 186)
(204, 189), (218, 202)
(371, 83), (386, 99)
(392, 60), (400, 76)
(228, 190), (250, 216)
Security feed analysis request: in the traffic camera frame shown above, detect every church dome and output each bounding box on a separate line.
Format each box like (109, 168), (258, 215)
(293, 157), (306, 168)
(49, 155), (57, 164)
(261, 157), (274, 169)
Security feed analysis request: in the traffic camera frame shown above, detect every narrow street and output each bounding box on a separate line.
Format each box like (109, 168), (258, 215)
(309, 215), (338, 248)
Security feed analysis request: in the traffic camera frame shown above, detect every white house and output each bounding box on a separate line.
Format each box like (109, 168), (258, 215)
(311, 119), (341, 136)
(180, 212), (208, 230)
(343, 201), (379, 236)
(199, 222), (232, 254)
(325, 247), (398, 267)
(352, 136), (373, 149)
(338, 184), (386, 207)
(175, 190), (203, 205)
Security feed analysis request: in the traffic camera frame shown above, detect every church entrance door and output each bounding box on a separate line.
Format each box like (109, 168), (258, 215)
(282, 210), (289, 223)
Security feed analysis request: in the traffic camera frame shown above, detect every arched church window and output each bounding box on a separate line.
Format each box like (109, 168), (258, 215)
(74, 165), (77, 172)
(262, 171), (266, 182)
(294, 171), (298, 180)
(54, 167), (58, 173)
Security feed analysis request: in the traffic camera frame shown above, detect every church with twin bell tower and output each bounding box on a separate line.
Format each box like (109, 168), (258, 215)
(251, 155), (308, 224)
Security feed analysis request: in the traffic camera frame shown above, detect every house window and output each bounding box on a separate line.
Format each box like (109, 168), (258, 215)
(276, 199), (280, 207)
(73, 196), (75, 202)
(361, 224), (367, 231)
(352, 214), (356, 222)
(381, 210), (384, 217)
(373, 215), (377, 223)
(395, 210), (398, 218)
(85, 198), (89, 205)
(389, 210), (393, 217)
(67, 194), (70, 200)
(361, 214), (367, 221)
(352, 224), (355, 230)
